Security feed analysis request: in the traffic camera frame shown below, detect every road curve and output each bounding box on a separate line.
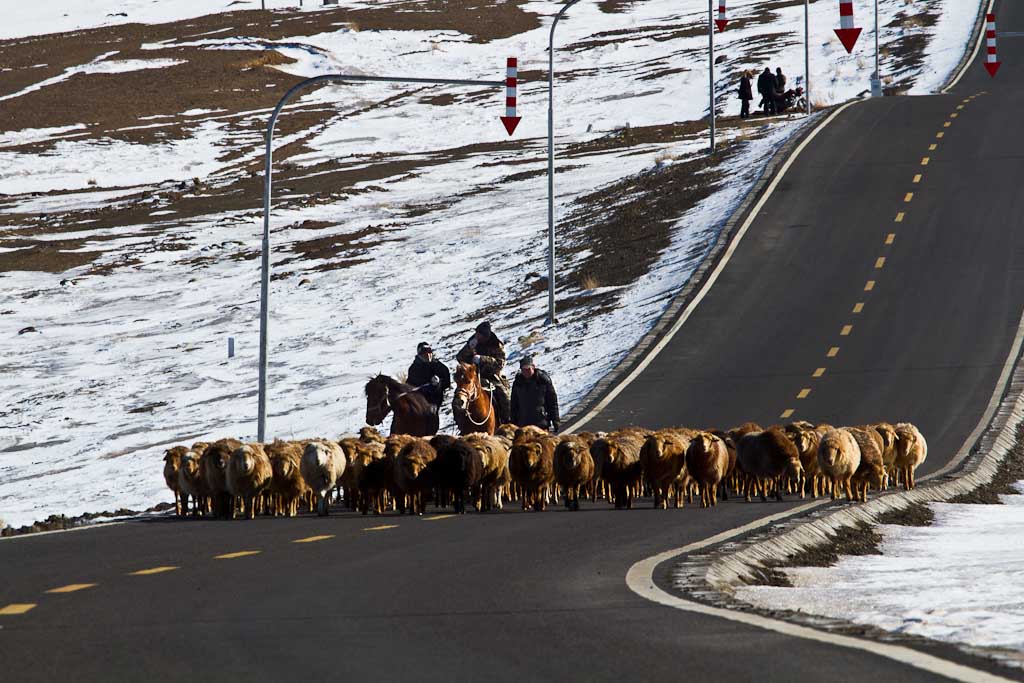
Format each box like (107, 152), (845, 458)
(3, 2), (1024, 681)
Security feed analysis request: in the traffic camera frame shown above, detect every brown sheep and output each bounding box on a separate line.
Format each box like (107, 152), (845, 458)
(301, 439), (347, 516)
(394, 438), (437, 515)
(736, 428), (802, 502)
(348, 437), (392, 515)
(265, 440), (309, 517)
(849, 427), (886, 501)
(359, 426), (385, 444)
(873, 422), (898, 487)
(495, 423), (518, 441)
(227, 444), (273, 520)
(464, 433), (511, 511)
(894, 422), (928, 490)
(553, 433), (596, 511)
(592, 427), (649, 509)
(787, 425), (824, 498)
(709, 429), (737, 499)
(509, 426), (557, 511)
(163, 445), (188, 516)
(639, 429), (696, 509)
(685, 432), (730, 508)
(817, 428), (862, 500)
(201, 438), (243, 518)
(429, 435), (482, 513)
(177, 443), (210, 516)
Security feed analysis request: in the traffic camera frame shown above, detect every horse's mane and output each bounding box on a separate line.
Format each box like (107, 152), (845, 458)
(365, 374), (432, 415)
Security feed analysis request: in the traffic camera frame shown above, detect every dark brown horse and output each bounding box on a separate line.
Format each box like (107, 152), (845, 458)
(364, 374), (438, 437)
(452, 362), (496, 435)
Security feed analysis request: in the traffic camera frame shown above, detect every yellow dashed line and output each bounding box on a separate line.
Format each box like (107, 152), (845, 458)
(129, 566), (179, 576)
(875, 257), (886, 269)
(950, 113), (958, 119)
(780, 409), (795, 419)
(936, 131), (945, 138)
(913, 174), (922, 184)
(423, 514), (456, 521)
(0, 604), (36, 615)
(957, 104), (965, 110)
(895, 212), (904, 223)
(293, 535), (335, 544)
(904, 192), (914, 203)
(797, 388), (811, 399)
(827, 347), (840, 358)
(865, 280), (876, 291)
(215, 551), (261, 560)
(853, 302), (864, 313)
(929, 144), (937, 151)
(920, 157), (930, 166)
(886, 233), (896, 245)
(840, 325), (853, 336)
(46, 584), (96, 594)
(363, 524), (399, 531)
(812, 367), (826, 378)
(943, 121), (952, 128)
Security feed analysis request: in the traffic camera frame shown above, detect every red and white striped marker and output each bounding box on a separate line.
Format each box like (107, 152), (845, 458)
(834, 0), (862, 54)
(715, 0), (728, 31)
(500, 57), (521, 136)
(984, 13), (1001, 77)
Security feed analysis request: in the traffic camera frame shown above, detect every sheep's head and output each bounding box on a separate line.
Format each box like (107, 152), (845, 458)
(232, 446), (256, 475)
(875, 423), (897, 451)
(181, 453), (202, 479)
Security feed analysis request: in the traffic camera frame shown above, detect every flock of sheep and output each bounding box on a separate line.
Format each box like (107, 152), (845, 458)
(162, 420), (927, 519)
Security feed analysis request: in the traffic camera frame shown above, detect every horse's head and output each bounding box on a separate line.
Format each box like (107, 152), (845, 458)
(452, 362), (478, 413)
(365, 375), (391, 426)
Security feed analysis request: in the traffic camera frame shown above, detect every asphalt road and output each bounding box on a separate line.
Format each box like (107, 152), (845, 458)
(3, 4), (1024, 682)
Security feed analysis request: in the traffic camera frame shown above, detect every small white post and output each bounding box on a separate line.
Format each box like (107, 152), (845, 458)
(228, 337), (235, 359)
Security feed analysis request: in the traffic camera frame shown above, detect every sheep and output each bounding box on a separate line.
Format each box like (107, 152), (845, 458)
(685, 432), (730, 508)
(787, 424), (824, 498)
(639, 429), (696, 509)
(201, 438), (243, 518)
(709, 429), (737, 499)
(495, 423), (518, 441)
(393, 438), (437, 515)
(346, 437), (393, 515)
(301, 439), (347, 516)
(464, 432), (511, 511)
(894, 422), (928, 490)
(736, 428), (802, 502)
(265, 440), (309, 517)
(428, 435), (482, 513)
(509, 426), (557, 511)
(592, 427), (649, 509)
(177, 443), (211, 517)
(339, 436), (388, 511)
(817, 428), (862, 500)
(849, 427), (886, 501)
(553, 433), (596, 511)
(873, 421), (898, 487)
(359, 426), (385, 444)
(163, 445), (188, 516)
(227, 444), (273, 520)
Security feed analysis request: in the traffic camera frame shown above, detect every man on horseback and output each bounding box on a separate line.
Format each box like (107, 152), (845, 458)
(407, 341), (450, 413)
(511, 355), (560, 433)
(456, 321), (511, 425)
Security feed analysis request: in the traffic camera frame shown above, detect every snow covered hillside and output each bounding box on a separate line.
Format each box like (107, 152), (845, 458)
(0, 0), (981, 528)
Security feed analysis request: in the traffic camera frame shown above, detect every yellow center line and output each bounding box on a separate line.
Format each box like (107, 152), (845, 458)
(840, 325), (853, 336)
(423, 514), (456, 521)
(894, 212), (905, 222)
(293, 535), (335, 544)
(0, 603), (36, 615)
(929, 144), (937, 151)
(46, 583), (96, 594)
(950, 112), (958, 118)
(827, 347), (840, 358)
(363, 524), (399, 531)
(957, 104), (965, 109)
(865, 280), (876, 291)
(812, 367), (826, 378)
(904, 192), (914, 203)
(875, 257), (886, 269)
(943, 121), (952, 128)
(853, 302), (865, 313)
(936, 131), (945, 138)
(913, 174), (922, 183)
(780, 409), (795, 419)
(129, 566), (179, 576)
(797, 388), (811, 399)
(920, 157), (930, 166)
(886, 233), (896, 245)
(215, 551), (261, 560)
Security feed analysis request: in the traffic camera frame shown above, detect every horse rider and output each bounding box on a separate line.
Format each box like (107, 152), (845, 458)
(456, 321), (511, 425)
(407, 341), (450, 413)
(510, 355), (560, 433)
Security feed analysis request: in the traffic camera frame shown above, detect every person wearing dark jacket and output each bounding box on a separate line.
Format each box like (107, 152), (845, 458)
(407, 341), (450, 411)
(757, 67), (776, 114)
(510, 356), (560, 433)
(774, 67), (788, 112)
(738, 70), (753, 119)
(456, 321), (511, 425)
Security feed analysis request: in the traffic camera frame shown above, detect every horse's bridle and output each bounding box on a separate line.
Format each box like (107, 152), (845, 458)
(369, 390), (390, 423)
(455, 379), (493, 426)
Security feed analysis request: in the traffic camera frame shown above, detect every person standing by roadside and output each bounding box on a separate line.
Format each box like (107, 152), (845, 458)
(738, 70), (753, 119)
(774, 67), (787, 113)
(757, 67), (775, 114)
(510, 355), (560, 433)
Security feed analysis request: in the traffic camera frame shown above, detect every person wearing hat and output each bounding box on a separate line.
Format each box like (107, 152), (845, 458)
(511, 355), (560, 433)
(407, 341), (451, 412)
(455, 321), (511, 424)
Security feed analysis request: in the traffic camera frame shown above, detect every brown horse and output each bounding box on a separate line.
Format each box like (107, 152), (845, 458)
(364, 374), (438, 437)
(452, 362), (496, 435)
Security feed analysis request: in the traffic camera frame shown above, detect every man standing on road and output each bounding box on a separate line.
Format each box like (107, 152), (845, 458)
(407, 341), (450, 413)
(511, 355), (560, 433)
(456, 321), (511, 425)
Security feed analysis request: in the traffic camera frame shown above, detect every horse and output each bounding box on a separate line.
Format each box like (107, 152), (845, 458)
(364, 374), (438, 437)
(452, 362), (496, 435)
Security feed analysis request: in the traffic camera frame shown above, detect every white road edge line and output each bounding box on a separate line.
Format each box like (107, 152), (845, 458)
(941, 0), (996, 94)
(567, 100), (857, 434)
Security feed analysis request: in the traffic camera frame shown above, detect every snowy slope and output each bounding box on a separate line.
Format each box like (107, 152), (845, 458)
(0, 0), (981, 527)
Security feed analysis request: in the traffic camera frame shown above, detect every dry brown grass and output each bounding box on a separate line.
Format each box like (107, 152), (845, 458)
(236, 51), (297, 71)
(579, 272), (601, 290)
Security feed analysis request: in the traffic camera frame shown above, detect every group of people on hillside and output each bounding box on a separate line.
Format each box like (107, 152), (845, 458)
(406, 321), (560, 433)
(738, 67), (804, 118)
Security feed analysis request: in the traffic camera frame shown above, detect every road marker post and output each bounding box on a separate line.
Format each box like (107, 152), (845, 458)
(500, 58), (521, 135)
(715, 0), (728, 31)
(835, 0), (862, 53)
(985, 14), (1001, 77)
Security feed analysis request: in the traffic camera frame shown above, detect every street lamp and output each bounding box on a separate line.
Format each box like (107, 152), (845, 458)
(870, 0), (883, 96)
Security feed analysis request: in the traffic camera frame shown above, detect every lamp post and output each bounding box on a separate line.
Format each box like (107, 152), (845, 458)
(708, 0), (716, 152)
(805, 0), (811, 115)
(546, 0), (581, 326)
(870, 0), (883, 96)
